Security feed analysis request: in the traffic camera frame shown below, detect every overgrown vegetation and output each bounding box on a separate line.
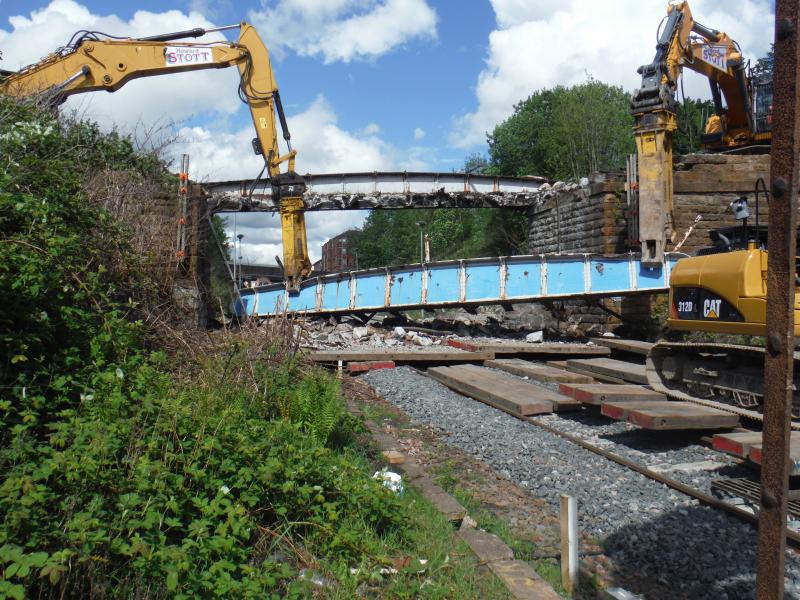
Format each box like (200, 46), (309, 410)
(0, 98), (505, 598)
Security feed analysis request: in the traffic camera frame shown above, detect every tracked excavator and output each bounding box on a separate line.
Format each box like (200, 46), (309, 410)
(0, 22), (312, 290)
(631, 1), (800, 423)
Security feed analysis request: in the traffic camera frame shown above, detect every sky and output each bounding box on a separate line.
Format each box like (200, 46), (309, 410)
(0, 0), (774, 265)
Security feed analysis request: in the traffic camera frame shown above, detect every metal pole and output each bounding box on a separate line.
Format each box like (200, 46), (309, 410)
(560, 494), (578, 593)
(237, 233), (244, 288)
(756, 3), (800, 598)
(232, 213), (238, 286)
(416, 221), (426, 263)
(176, 154), (189, 266)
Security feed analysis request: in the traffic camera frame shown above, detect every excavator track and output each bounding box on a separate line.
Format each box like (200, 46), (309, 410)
(646, 341), (800, 430)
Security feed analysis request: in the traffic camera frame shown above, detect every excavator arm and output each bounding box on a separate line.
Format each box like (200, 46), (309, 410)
(631, 1), (762, 265)
(0, 22), (312, 290)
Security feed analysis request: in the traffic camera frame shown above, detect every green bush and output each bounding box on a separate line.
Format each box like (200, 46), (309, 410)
(0, 99), (408, 598)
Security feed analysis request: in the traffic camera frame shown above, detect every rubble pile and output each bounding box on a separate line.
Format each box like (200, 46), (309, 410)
(298, 301), (615, 351)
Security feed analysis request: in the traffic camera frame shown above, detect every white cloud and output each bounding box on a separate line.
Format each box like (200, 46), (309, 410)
(178, 94), (391, 264)
(174, 94), (395, 180)
(195, 95), (443, 265)
(362, 123), (381, 135)
(226, 209), (369, 264)
(0, 0), (241, 133)
(248, 0), (437, 63)
(413, 127), (425, 140)
(451, 0), (774, 148)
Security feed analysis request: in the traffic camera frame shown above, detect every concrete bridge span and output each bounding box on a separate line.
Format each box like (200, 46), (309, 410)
(200, 171), (582, 212)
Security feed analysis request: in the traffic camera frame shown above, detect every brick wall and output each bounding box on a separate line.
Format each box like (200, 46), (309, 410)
(524, 154), (771, 336)
(527, 175), (627, 255)
(671, 154), (770, 254)
(527, 154), (770, 257)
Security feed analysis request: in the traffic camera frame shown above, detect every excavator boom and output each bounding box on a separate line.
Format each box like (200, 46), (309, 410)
(0, 22), (311, 290)
(631, 1), (770, 266)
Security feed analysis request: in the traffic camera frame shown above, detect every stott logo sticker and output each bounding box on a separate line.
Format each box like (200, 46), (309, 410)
(703, 298), (722, 319)
(700, 45), (727, 71)
(165, 47), (214, 66)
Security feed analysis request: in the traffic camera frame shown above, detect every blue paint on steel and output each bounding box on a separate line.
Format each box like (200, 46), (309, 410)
(466, 262), (500, 301)
(250, 288), (282, 315)
(321, 277), (350, 311)
(590, 257), (631, 293)
(426, 264), (461, 304)
(354, 272), (385, 309)
(287, 283), (317, 312)
(637, 263), (669, 289)
(547, 258), (585, 295)
(237, 254), (681, 317)
(390, 269), (423, 306)
(505, 259), (542, 298)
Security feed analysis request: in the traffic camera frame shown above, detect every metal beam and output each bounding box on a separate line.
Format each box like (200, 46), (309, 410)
(202, 171), (578, 212)
(756, 3), (800, 598)
(236, 253), (677, 317)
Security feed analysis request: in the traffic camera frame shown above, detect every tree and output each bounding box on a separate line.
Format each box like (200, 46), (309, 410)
(673, 97), (715, 154)
(752, 44), (774, 80)
(462, 152), (490, 174)
(488, 77), (634, 180)
(207, 214), (234, 311)
(354, 145), (531, 268)
(355, 210), (422, 267)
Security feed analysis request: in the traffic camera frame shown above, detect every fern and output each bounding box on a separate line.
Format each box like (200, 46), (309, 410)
(283, 371), (343, 445)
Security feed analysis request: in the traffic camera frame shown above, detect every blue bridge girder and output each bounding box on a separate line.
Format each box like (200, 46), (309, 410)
(237, 253), (679, 317)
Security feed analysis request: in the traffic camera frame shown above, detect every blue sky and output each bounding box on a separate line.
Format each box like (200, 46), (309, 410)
(0, 0), (774, 264)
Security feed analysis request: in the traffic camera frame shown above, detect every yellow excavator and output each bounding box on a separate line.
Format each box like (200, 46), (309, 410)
(631, 1), (800, 420)
(0, 22), (312, 290)
(631, 0), (773, 266)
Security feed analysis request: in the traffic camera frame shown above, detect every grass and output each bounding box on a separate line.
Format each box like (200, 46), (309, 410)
(332, 390), (510, 598)
(319, 487), (511, 599)
(429, 459), (570, 597)
(359, 401), (412, 429)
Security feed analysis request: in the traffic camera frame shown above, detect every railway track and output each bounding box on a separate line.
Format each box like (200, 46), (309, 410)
(350, 339), (800, 597)
(313, 335), (799, 549)
(404, 363), (800, 550)
(344, 339), (800, 553)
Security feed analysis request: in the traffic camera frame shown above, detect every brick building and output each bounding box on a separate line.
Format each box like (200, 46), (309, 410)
(321, 229), (360, 272)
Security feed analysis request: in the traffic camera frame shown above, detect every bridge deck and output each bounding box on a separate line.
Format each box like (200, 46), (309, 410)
(237, 253), (678, 317)
(202, 171), (584, 211)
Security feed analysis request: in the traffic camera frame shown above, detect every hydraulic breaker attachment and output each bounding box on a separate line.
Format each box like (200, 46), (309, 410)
(634, 110), (677, 265)
(279, 196), (312, 292)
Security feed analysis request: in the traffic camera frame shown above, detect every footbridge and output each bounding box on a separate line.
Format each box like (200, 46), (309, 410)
(237, 253), (679, 317)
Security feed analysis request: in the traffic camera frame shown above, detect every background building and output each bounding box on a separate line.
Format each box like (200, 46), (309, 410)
(321, 229), (360, 272)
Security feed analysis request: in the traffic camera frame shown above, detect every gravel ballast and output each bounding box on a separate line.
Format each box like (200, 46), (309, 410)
(362, 366), (800, 600)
